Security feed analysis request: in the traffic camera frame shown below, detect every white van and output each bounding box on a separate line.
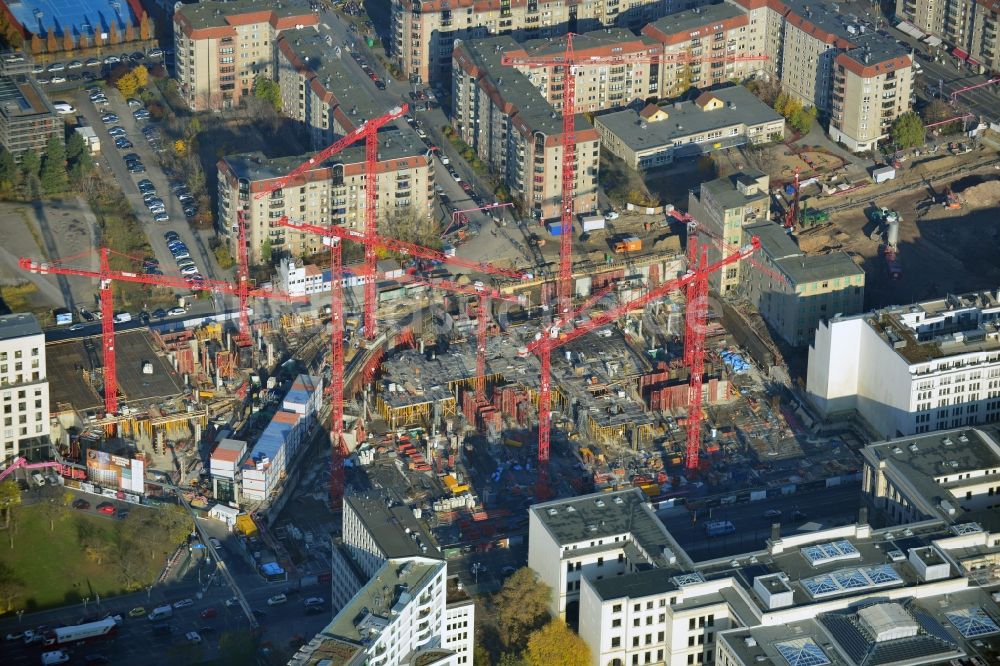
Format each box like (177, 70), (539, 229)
(52, 102), (75, 115)
(147, 605), (173, 621)
(113, 312), (132, 323)
(31, 473), (45, 486)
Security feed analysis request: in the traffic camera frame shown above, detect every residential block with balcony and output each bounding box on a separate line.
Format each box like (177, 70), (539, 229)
(216, 139), (432, 265)
(173, 0), (318, 111)
(452, 36), (600, 222)
(829, 39), (914, 152)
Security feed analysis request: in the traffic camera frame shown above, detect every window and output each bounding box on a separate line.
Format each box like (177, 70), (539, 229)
(613, 604), (622, 613)
(611, 637), (621, 648)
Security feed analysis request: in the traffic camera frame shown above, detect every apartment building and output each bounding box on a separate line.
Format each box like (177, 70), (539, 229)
(531, 489), (1000, 666)
(217, 136), (432, 264)
(276, 26), (388, 149)
(807, 289), (1000, 438)
(860, 426), (1000, 527)
(596, 87), (784, 170)
(895, 0), (975, 60)
(686, 169), (771, 295)
(731, 0), (913, 152)
(289, 556), (474, 666)
(391, 0), (712, 85)
(0, 314), (49, 461)
(507, 29), (662, 114)
(968, 1), (1000, 72)
(342, 494), (442, 580)
(0, 75), (61, 159)
(640, 3), (762, 97)
(173, 0), (318, 111)
(452, 36), (600, 221)
(743, 222), (865, 347)
(830, 37), (914, 152)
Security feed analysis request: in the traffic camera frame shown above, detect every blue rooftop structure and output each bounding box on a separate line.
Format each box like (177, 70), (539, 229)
(4, 0), (137, 38)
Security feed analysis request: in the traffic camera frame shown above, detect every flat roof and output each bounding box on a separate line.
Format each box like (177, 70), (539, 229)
(590, 567), (680, 602)
(176, 0), (312, 30)
(47, 329), (184, 411)
(456, 35), (593, 137)
(0, 313), (41, 340)
(279, 26), (396, 128)
(531, 488), (685, 568)
(698, 169), (770, 212)
(745, 221), (864, 285)
(284, 373), (320, 407)
(326, 556), (443, 643)
(212, 438), (246, 463)
(595, 86), (782, 151)
(0, 76), (53, 118)
(344, 494), (442, 560)
(645, 3), (746, 38)
(7, 0), (135, 37)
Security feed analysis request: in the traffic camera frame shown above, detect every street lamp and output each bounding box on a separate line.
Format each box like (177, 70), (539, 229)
(16, 609), (23, 624)
(82, 597), (90, 614)
(147, 585), (153, 602)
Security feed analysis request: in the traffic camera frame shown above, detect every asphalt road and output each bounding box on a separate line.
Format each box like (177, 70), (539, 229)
(657, 484), (863, 560)
(886, 24), (1000, 122)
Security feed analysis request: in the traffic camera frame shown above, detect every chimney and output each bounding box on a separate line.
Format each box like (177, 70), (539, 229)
(771, 522), (781, 541)
(859, 506), (868, 525)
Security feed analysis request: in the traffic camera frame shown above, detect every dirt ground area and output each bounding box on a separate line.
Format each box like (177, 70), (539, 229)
(0, 197), (99, 318)
(826, 171), (1000, 309)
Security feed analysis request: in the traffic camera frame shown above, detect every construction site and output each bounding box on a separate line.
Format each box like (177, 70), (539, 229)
(11, 86), (884, 581)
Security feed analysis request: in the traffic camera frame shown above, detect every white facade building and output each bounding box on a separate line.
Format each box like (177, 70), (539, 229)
(289, 556), (474, 666)
(529, 489), (1000, 666)
(528, 488), (694, 620)
(0, 314), (49, 461)
(807, 290), (1000, 438)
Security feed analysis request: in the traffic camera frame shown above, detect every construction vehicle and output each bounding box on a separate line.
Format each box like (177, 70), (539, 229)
(873, 207), (902, 280)
(798, 204), (829, 227)
(941, 186), (962, 209)
(613, 236), (642, 253)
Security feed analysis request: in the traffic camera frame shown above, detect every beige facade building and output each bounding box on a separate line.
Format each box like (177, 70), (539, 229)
(731, 0), (913, 152)
(217, 138), (433, 265)
(969, 2), (1000, 72)
(0, 314), (49, 462)
(275, 27), (393, 150)
(452, 36), (600, 221)
(895, 0), (976, 58)
(686, 169), (771, 295)
(506, 29), (662, 114)
(596, 87), (784, 170)
(173, 0), (318, 111)
(743, 221), (865, 347)
(391, 0), (713, 84)
(641, 3), (762, 97)
(830, 40), (914, 152)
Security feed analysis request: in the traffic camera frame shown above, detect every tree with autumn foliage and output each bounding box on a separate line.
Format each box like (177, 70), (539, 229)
(140, 13), (151, 40)
(524, 620), (590, 666)
(62, 30), (74, 51)
(45, 29), (56, 53)
(493, 568), (552, 651)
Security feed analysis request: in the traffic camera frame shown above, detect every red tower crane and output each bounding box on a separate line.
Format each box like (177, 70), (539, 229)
(19, 248), (299, 416)
(501, 40), (769, 311)
(255, 104), (526, 507)
(523, 237), (761, 485)
(784, 167), (800, 230)
(251, 105), (409, 341)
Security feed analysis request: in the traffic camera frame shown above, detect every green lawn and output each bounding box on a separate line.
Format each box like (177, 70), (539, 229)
(0, 503), (188, 613)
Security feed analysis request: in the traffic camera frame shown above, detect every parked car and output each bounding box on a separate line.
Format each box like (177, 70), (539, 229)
(173, 598), (194, 609)
(266, 594), (287, 606)
(185, 631), (201, 644)
(101, 113), (118, 123)
(96, 502), (115, 515)
(153, 212), (170, 223)
(72, 499), (90, 510)
(200, 607), (218, 619)
(128, 607), (146, 618)
(104, 55), (120, 65)
(168, 307), (187, 317)
(47, 62), (65, 72)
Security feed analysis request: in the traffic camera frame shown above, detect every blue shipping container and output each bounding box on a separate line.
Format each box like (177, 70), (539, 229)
(546, 221), (565, 236)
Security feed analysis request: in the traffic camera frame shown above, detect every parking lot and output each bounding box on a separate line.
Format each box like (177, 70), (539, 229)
(73, 85), (227, 310)
(33, 49), (168, 92)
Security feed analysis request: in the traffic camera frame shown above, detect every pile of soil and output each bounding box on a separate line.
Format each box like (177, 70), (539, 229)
(959, 180), (1000, 208)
